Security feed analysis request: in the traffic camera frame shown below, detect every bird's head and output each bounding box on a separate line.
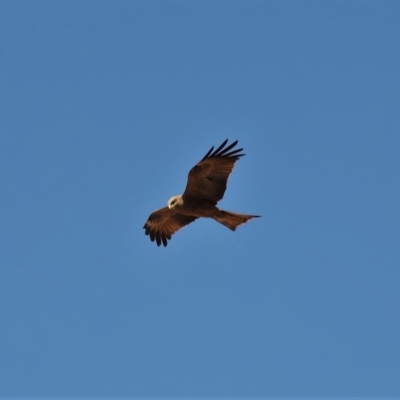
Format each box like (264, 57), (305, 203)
(168, 195), (184, 209)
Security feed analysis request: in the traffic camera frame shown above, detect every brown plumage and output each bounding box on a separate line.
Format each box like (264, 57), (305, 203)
(143, 139), (260, 247)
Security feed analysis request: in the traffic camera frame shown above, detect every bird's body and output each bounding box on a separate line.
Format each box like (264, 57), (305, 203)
(143, 139), (259, 247)
(168, 195), (216, 217)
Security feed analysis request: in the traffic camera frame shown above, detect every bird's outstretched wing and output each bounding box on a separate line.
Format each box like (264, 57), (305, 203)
(183, 139), (244, 204)
(143, 207), (197, 247)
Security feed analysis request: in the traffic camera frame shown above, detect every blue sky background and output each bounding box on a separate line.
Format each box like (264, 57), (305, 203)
(1, 0), (399, 396)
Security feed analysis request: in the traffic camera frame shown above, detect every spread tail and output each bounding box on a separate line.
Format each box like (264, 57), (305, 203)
(213, 209), (260, 231)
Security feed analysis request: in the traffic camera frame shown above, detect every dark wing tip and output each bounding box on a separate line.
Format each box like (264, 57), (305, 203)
(143, 222), (169, 247)
(201, 139), (245, 161)
(151, 231), (168, 247)
(212, 138), (229, 155)
(201, 145), (215, 161)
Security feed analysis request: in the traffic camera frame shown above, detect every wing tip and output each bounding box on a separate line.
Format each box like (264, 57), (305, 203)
(143, 223), (169, 247)
(203, 139), (245, 160)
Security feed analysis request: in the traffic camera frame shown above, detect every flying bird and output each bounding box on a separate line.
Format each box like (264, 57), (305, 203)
(143, 139), (260, 247)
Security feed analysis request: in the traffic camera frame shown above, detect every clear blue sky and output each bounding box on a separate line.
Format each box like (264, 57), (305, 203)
(1, 0), (399, 396)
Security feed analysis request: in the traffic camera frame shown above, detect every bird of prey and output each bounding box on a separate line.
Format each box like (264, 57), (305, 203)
(143, 139), (260, 247)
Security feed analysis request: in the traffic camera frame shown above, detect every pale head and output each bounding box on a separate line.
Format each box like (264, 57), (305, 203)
(168, 195), (184, 209)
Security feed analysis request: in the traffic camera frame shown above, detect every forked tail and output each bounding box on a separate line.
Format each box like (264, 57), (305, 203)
(213, 209), (260, 231)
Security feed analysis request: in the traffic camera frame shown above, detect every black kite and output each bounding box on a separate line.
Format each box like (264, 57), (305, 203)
(143, 139), (260, 246)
